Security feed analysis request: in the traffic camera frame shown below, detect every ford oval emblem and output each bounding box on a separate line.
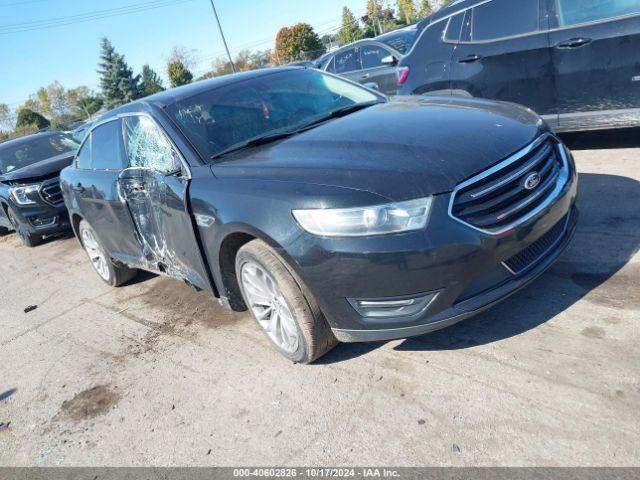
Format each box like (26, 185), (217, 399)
(524, 172), (541, 190)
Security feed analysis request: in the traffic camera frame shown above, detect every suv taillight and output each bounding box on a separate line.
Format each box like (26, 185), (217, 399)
(397, 66), (410, 85)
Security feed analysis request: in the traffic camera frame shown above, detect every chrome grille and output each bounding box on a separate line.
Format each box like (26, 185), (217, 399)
(39, 178), (64, 206)
(450, 134), (568, 234)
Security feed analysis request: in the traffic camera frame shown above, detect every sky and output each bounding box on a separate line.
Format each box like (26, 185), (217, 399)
(0, 0), (366, 109)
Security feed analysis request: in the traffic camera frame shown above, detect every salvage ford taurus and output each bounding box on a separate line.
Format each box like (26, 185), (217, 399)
(60, 68), (578, 363)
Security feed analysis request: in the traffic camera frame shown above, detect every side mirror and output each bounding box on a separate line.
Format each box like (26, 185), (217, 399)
(381, 55), (398, 66)
(363, 82), (380, 91)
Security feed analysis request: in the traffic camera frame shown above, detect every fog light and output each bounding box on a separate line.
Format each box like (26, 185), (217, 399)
(348, 292), (438, 319)
(30, 216), (57, 229)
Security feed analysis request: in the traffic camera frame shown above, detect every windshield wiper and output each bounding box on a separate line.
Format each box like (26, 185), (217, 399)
(296, 101), (379, 132)
(210, 131), (298, 160)
(210, 102), (379, 160)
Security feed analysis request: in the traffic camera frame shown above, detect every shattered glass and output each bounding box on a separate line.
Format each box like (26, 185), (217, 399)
(123, 115), (180, 173)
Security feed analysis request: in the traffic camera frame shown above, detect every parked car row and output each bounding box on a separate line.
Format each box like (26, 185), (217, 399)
(323, 0), (640, 132)
(2, 66), (579, 363)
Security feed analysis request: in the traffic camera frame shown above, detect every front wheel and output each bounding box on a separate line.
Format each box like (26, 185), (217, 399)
(236, 239), (337, 363)
(7, 209), (41, 247)
(79, 220), (137, 287)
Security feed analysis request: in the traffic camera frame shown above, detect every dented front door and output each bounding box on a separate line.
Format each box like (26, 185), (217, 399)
(119, 114), (211, 290)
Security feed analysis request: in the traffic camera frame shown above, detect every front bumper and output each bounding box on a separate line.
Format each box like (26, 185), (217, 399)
(6, 200), (71, 237)
(284, 144), (578, 343)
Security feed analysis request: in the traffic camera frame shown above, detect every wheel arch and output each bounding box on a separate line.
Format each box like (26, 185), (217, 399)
(215, 224), (303, 312)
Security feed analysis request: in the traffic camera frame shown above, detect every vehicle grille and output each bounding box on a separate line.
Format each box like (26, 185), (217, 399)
(40, 178), (64, 206)
(503, 214), (568, 275)
(450, 135), (566, 233)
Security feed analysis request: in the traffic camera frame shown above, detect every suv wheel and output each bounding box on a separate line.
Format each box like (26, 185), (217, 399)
(236, 239), (337, 363)
(7, 209), (41, 247)
(79, 220), (137, 287)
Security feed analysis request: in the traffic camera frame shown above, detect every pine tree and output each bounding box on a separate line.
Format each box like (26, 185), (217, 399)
(140, 65), (165, 96)
(418, 0), (433, 18)
(338, 7), (364, 45)
(97, 38), (141, 109)
(167, 60), (194, 88)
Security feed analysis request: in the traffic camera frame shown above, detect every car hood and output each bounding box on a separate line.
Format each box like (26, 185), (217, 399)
(0, 152), (75, 184)
(211, 96), (549, 200)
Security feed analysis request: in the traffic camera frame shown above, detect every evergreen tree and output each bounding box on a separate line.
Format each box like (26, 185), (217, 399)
(97, 38), (141, 109)
(140, 65), (165, 96)
(167, 60), (194, 88)
(338, 7), (364, 45)
(418, 0), (433, 18)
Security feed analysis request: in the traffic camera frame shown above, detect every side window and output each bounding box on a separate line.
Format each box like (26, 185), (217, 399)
(445, 12), (465, 42)
(471, 0), (539, 41)
(122, 115), (181, 174)
(334, 48), (360, 74)
(76, 136), (92, 169)
(360, 45), (393, 69)
(90, 120), (126, 171)
(555, 0), (640, 26)
(324, 56), (336, 73)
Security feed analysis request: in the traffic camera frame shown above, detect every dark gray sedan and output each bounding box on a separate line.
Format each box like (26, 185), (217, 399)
(317, 26), (417, 95)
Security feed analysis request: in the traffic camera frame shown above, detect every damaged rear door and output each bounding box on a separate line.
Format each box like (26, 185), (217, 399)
(119, 114), (210, 290)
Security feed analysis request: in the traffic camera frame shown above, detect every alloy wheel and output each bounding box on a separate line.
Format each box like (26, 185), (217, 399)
(81, 227), (110, 281)
(240, 261), (300, 353)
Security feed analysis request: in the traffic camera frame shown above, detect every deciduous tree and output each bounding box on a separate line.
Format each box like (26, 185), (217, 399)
(418, 0), (433, 18)
(275, 23), (325, 63)
(397, 0), (418, 24)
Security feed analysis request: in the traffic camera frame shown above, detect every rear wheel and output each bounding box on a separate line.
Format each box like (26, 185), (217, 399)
(236, 239), (337, 363)
(79, 220), (137, 287)
(7, 209), (41, 247)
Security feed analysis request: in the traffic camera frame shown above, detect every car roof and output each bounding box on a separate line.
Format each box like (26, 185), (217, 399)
(418, 0), (481, 28)
(0, 130), (62, 150)
(101, 67), (301, 121)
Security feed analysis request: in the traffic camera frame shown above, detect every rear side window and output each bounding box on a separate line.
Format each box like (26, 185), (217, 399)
(471, 0), (539, 41)
(555, 0), (640, 26)
(123, 116), (181, 174)
(360, 45), (392, 69)
(334, 49), (360, 74)
(76, 139), (91, 169)
(90, 120), (125, 171)
(445, 12), (465, 42)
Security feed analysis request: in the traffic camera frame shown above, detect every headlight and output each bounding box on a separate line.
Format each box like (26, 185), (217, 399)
(9, 184), (40, 205)
(292, 197), (432, 237)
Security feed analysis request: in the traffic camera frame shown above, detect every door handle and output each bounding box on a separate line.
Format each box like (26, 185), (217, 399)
(128, 182), (146, 193)
(71, 184), (85, 193)
(556, 37), (592, 49)
(361, 73), (370, 79)
(458, 54), (482, 64)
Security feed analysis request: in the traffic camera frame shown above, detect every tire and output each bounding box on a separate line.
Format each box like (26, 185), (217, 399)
(236, 239), (337, 363)
(7, 208), (42, 247)
(78, 220), (137, 287)
(0, 226), (10, 236)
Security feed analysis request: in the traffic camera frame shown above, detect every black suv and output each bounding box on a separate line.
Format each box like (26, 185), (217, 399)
(398, 0), (640, 132)
(61, 68), (577, 363)
(0, 131), (79, 246)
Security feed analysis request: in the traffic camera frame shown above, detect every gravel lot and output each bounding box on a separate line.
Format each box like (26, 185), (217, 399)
(0, 130), (638, 466)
